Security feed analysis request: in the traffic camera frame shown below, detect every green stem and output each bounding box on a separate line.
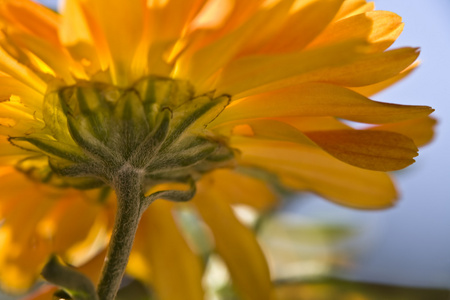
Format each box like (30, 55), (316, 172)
(97, 166), (144, 300)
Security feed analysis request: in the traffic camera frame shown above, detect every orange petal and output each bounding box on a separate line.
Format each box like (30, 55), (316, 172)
(175, 0), (295, 90)
(212, 83), (433, 126)
(301, 47), (420, 87)
(258, 0), (345, 53)
(334, 0), (375, 19)
(232, 137), (397, 209)
(78, 0), (147, 84)
(0, 0), (60, 45)
(128, 201), (204, 300)
(370, 117), (437, 147)
(350, 61), (418, 97)
(199, 169), (277, 211)
(308, 11), (404, 52)
(305, 130), (418, 171)
(194, 177), (274, 300)
(216, 39), (368, 96)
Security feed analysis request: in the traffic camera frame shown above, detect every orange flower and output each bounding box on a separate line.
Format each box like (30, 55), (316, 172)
(0, 0), (434, 299)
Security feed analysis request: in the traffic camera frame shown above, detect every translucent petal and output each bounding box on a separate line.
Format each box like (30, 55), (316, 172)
(194, 178), (273, 300)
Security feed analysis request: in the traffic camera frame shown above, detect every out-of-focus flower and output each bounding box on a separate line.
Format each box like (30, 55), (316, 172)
(0, 0), (435, 299)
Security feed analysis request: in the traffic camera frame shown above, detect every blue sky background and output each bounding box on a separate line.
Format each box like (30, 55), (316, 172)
(5, 0), (449, 295)
(282, 0), (450, 289)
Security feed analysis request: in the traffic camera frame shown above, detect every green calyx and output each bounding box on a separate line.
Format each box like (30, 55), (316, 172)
(10, 76), (235, 191)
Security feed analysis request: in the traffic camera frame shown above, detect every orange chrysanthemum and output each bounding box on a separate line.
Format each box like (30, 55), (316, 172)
(0, 0), (434, 299)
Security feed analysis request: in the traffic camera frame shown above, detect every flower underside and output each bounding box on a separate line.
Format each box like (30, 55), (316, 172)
(9, 77), (234, 191)
(0, 0), (437, 298)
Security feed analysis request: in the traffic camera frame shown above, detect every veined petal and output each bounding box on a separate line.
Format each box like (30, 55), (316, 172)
(308, 11), (404, 53)
(351, 62), (418, 97)
(277, 116), (351, 131)
(0, 0), (60, 45)
(216, 39), (368, 96)
(299, 47), (420, 87)
(0, 75), (44, 110)
(147, 0), (207, 40)
(211, 82), (433, 126)
(231, 137), (397, 209)
(258, 0), (344, 53)
(305, 130), (419, 171)
(6, 32), (77, 83)
(226, 118), (419, 171)
(0, 46), (46, 93)
(234, 0), (298, 56)
(175, 0), (296, 90)
(60, 0), (105, 74)
(194, 177), (274, 300)
(233, 47), (419, 98)
(128, 201), (204, 300)
(370, 117), (437, 147)
(217, 119), (314, 146)
(79, 0), (147, 85)
(334, 0), (375, 20)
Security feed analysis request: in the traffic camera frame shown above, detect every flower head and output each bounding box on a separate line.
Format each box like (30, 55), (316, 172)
(0, 0), (435, 298)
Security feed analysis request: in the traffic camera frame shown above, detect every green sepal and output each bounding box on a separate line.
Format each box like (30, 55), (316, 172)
(15, 156), (104, 189)
(59, 83), (113, 141)
(112, 90), (150, 159)
(42, 90), (72, 143)
(147, 137), (217, 172)
(143, 177), (196, 210)
(10, 135), (86, 163)
(66, 115), (120, 166)
(162, 94), (230, 148)
(41, 255), (99, 300)
(134, 76), (194, 110)
(129, 109), (171, 168)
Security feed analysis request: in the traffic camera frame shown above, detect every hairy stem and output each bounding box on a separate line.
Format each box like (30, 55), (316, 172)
(97, 166), (144, 300)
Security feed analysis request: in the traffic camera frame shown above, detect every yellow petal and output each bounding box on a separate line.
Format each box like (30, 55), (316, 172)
(334, 0), (375, 19)
(0, 186), (54, 291)
(225, 118), (419, 172)
(80, 0), (146, 84)
(275, 116), (351, 131)
(232, 137), (397, 209)
(308, 11), (404, 53)
(258, 0), (344, 53)
(147, 0), (207, 40)
(212, 83), (433, 126)
(0, 46), (46, 93)
(175, 0), (295, 90)
(200, 169), (277, 211)
(60, 0), (106, 74)
(216, 39), (368, 96)
(218, 119), (314, 148)
(0, 75), (44, 110)
(129, 201), (204, 300)
(300, 47), (420, 87)
(0, 168), (110, 292)
(351, 61), (418, 97)
(194, 177), (274, 300)
(0, 0), (60, 45)
(235, 0), (300, 55)
(233, 47), (419, 98)
(7, 32), (76, 83)
(305, 130), (418, 171)
(370, 117), (437, 147)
